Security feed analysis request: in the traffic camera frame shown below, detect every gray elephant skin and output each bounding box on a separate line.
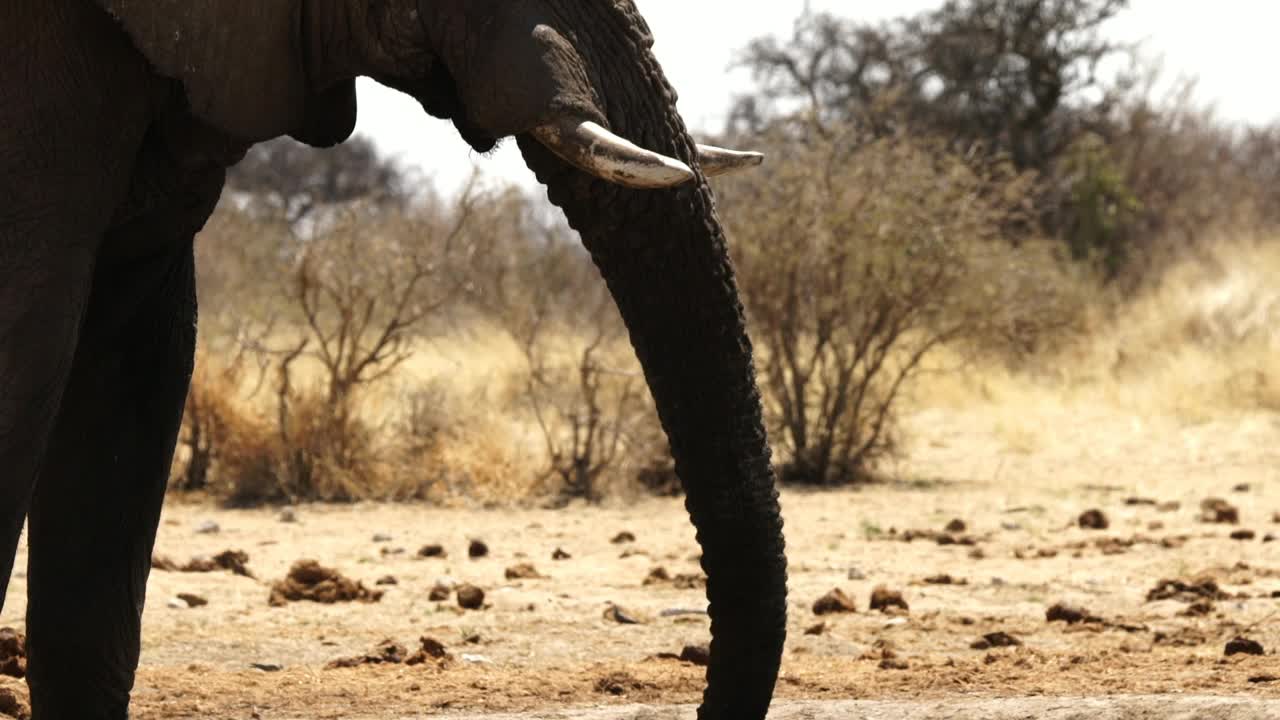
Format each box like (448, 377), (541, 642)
(0, 1), (788, 719)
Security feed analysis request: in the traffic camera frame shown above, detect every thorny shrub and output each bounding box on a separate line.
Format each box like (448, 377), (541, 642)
(718, 128), (1051, 485)
(481, 220), (663, 503)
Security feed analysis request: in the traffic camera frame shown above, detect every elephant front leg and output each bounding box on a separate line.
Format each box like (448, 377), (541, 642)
(24, 236), (199, 719)
(0, 248), (95, 618)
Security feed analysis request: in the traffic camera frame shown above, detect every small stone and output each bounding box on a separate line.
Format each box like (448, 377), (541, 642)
(250, 662), (283, 672)
(1157, 501), (1181, 513)
(195, 520), (220, 535)
(409, 637), (449, 662)
(924, 574), (966, 585)
(552, 547), (572, 560)
(658, 608), (708, 618)
(151, 554), (181, 572)
(1264, 534), (1277, 543)
(417, 544), (447, 558)
(672, 573), (706, 589)
(1077, 509), (1109, 530)
(468, 540), (489, 558)
(456, 584), (485, 610)
(1147, 577), (1224, 603)
(1046, 602), (1095, 624)
(611, 531), (637, 544)
(1179, 601), (1214, 617)
(869, 586), (908, 613)
(376, 575), (398, 586)
(945, 518), (967, 533)
(847, 567), (867, 580)
(177, 593), (208, 608)
(371, 533), (392, 543)
(1200, 498), (1239, 524)
(879, 657), (909, 670)
(325, 640), (409, 669)
(813, 588), (857, 615)
(405, 640), (451, 666)
(1230, 529), (1257, 541)
(971, 632), (1022, 650)
(595, 671), (647, 696)
(428, 585), (451, 602)
(1232, 483), (1252, 493)
(278, 508), (298, 523)
(504, 563), (543, 580)
(1125, 497), (1158, 506)
(1225, 637), (1265, 656)
(380, 547), (405, 556)
(603, 604), (642, 625)
(679, 644), (711, 666)
(804, 622), (827, 636)
(643, 566), (672, 585)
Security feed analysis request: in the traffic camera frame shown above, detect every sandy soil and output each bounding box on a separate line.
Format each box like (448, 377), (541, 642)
(2, 402), (1279, 719)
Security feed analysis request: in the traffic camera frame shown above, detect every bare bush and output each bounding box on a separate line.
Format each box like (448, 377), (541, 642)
(481, 214), (660, 502)
(181, 175), (507, 504)
(172, 352), (278, 504)
(719, 129), (1033, 485)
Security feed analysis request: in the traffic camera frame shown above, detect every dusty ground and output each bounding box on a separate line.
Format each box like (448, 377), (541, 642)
(2, 400), (1279, 719)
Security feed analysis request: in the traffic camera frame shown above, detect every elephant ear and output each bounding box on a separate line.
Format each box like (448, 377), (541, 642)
(96, 0), (357, 146)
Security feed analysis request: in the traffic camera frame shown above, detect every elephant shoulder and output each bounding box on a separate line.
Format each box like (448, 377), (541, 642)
(94, 0), (355, 147)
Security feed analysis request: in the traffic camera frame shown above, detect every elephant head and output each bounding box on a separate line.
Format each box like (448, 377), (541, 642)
(98, 1), (788, 716)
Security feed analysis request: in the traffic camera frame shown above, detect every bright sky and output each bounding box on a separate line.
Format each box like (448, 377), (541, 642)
(353, 0), (1280, 195)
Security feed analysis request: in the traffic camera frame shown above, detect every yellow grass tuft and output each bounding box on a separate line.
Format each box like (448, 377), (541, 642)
(912, 232), (1280, 434)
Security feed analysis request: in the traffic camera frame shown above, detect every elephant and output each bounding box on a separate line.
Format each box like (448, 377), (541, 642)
(0, 1), (788, 718)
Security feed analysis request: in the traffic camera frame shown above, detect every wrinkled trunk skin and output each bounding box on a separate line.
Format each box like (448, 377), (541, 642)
(515, 5), (787, 718)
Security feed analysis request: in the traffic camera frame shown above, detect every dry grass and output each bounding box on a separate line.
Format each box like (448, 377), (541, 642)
(178, 326), (656, 507)
(179, 233), (1280, 505)
(906, 232), (1280, 456)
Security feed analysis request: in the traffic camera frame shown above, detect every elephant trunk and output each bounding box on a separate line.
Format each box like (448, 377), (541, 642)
(516, 140), (787, 718)
(513, 8), (787, 719)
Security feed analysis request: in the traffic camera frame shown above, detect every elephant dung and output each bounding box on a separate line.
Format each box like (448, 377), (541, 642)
(813, 588), (858, 615)
(504, 563), (544, 580)
(268, 560), (383, 606)
(869, 586), (909, 613)
(455, 584), (486, 610)
(0, 686), (29, 720)
(325, 639), (408, 669)
(0, 627), (25, 679)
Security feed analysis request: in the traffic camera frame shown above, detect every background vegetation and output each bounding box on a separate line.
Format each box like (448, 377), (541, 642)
(175, 0), (1280, 504)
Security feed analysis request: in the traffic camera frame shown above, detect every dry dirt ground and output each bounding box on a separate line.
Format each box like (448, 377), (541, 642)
(3, 402), (1280, 719)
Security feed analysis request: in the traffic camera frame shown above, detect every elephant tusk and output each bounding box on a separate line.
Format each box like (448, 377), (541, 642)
(697, 144), (765, 177)
(530, 119), (695, 190)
